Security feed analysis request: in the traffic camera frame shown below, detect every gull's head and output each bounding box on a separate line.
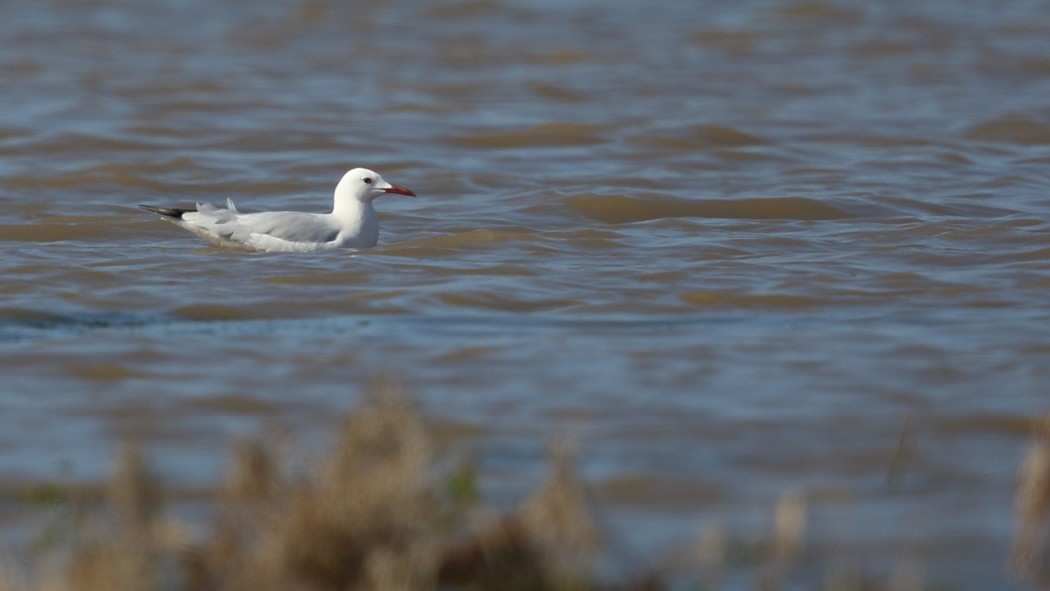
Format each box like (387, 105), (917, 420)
(335, 167), (416, 204)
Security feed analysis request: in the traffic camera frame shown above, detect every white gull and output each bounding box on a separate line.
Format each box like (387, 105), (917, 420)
(139, 167), (416, 252)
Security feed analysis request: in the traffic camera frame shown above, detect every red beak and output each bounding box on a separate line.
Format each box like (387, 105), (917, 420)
(383, 184), (416, 197)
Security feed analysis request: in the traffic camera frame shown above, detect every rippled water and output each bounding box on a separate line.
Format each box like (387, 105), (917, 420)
(3, 0), (1050, 586)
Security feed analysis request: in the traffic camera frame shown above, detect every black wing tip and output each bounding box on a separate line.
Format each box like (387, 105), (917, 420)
(139, 204), (197, 219)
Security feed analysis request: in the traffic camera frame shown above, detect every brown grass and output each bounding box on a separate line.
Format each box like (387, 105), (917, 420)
(2, 383), (1047, 591)
(1009, 413), (1050, 581)
(2, 382), (615, 591)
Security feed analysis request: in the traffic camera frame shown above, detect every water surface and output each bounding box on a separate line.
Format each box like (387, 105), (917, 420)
(2, 0), (1050, 587)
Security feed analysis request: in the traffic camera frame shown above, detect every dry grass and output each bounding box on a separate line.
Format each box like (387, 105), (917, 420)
(2, 384), (1047, 591)
(1, 383), (615, 591)
(1009, 414), (1050, 582)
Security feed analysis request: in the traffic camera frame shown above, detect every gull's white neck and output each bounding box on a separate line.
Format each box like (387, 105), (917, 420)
(331, 195), (371, 220)
(331, 192), (379, 247)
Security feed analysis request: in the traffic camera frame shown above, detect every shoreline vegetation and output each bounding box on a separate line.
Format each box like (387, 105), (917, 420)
(2, 383), (1048, 590)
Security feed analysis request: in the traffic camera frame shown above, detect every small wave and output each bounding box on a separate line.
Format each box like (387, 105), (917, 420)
(447, 122), (613, 149)
(68, 362), (146, 381)
(629, 124), (768, 150)
(171, 303), (274, 321)
(0, 223), (89, 242)
(437, 291), (579, 312)
(4, 132), (158, 156)
(680, 289), (825, 310)
(378, 227), (537, 256)
(0, 219), (134, 242)
(564, 193), (856, 224)
(0, 308), (152, 341)
(770, 2), (865, 23)
(1, 160), (188, 192)
(965, 115), (1050, 145)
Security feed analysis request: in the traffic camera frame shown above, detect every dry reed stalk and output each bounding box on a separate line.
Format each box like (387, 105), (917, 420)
(436, 442), (599, 591)
(519, 444), (599, 569)
(887, 555), (925, 591)
(771, 492), (806, 565)
(109, 447), (161, 538)
(65, 446), (163, 591)
(183, 436), (284, 591)
(696, 522), (726, 590)
(230, 381), (440, 591)
(1009, 414), (1050, 580)
(225, 438), (278, 502)
(757, 491), (807, 591)
(0, 564), (21, 591)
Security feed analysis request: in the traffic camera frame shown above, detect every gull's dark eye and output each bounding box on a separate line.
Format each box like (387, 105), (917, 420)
(363, 177), (373, 184)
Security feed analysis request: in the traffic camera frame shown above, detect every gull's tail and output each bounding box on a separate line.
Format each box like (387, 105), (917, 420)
(139, 204), (197, 220)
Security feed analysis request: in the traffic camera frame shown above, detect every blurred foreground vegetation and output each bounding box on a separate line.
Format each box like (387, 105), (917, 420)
(2, 382), (1049, 591)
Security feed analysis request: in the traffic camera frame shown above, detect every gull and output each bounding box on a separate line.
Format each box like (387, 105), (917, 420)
(139, 168), (416, 252)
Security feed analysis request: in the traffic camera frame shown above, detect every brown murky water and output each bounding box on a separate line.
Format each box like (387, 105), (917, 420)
(2, 0), (1050, 587)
